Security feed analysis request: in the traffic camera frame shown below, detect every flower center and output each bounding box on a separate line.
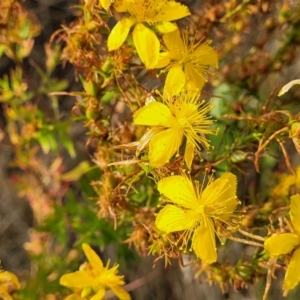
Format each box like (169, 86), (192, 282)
(177, 116), (189, 128)
(196, 204), (206, 215)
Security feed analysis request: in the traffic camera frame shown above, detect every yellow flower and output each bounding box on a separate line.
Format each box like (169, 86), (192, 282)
(0, 269), (21, 300)
(273, 166), (300, 196)
(264, 194), (300, 292)
(99, 0), (113, 10)
(107, 0), (190, 69)
(155, 172), (238, 263)
(134, 90), (218, 168)
(60, 243), (131, 300)
(155, 29), (218, 95)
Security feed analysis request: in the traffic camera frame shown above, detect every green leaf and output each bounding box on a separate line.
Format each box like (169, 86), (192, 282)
(60, 161), (91, 181)
(58, 131), (76, 158)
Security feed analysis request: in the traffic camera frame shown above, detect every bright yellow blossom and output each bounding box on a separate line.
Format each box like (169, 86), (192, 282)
(99, 0), (113, 10)
(134, 90), (218, 168)
(155, 172), (238, 263)
(107, 0), (190, 69)
(273, 166), (300, 197)
(155, 29), (218, 95)
(60, 243), (130, 300)
(264, 194), (300, 293)
(0, 269), (21, 300)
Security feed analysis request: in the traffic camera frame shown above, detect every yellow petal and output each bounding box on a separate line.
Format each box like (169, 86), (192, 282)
(290, 194), (300, 234)
(264, 233), (300, 256)
(0, 271), (21, 289)
(283, 247), (300, 291)
(99, 0), (112, 10)
(110, 285), (131, 300)
(158, 176), (197, 209)
(132, 23), (159, 69)
(81, 287), (93, 298)
(60, 270), (96, 288)
(192, 217), (217, 264)
(184, 41), (218, 91)
(272, 173), (296, 196)
(155, 22), (178, 34)
(155, 204), (198, 233)
(149, 128), (183, 167)
(82, 243), (104, 272)
(133, 101), (175, 127)
(184, 139), (195, 169)
(193, 43), (218, 67)
(200, 172), (238, 220)
(0, 286), (13, 300)
(154, 52), (171, 69)
(136, 127), (163, 156)
(162, 30), (184, 60)
(107, 18), (135, 51)
(90, 288), (106, 300)
(185, 63), (206, 91)
(151, 2), (190, 22)
(164, 65), (186, 97)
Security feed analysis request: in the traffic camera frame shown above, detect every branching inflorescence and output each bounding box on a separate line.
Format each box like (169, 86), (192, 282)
(57, 1), (300, 299)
